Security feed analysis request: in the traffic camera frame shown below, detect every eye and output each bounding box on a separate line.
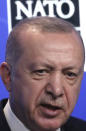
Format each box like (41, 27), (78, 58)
(33, 69), (49, 76)
(65, 71), (77, 79)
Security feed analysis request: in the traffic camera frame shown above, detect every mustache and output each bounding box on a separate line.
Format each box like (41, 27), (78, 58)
(37, 95), (65, 109)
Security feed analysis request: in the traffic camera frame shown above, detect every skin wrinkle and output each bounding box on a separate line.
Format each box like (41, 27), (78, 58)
(9, 32), (83, 130)
(0, 17), (85, 131)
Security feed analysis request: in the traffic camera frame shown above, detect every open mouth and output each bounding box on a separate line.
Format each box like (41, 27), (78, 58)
(39, 103), (62, 118)
(41, 103), (61, 111)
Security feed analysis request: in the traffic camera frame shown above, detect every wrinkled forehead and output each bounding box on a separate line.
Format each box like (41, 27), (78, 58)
(17, 28), (83, 48)
(14, 31), (84, 75)
(12, 24), (84, 59)
(17, 29), (84, 62)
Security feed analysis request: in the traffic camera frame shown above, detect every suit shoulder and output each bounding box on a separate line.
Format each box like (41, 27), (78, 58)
(69, 116), (86, 125)
(63, 116), (86, 131)
(0, 99), (11, 131)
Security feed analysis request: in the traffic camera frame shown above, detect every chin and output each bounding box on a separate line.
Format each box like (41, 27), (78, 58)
(33, 117), (65, 131)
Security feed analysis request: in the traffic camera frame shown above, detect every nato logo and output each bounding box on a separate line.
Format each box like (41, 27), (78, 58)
(7, 0), (80, 31)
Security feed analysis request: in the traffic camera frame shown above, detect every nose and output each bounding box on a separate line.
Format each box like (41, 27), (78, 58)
(45, 72), (64, 99)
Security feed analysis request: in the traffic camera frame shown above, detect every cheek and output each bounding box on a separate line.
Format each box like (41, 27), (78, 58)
(13, 74), (47, 110)
(65, 85), (80, 113)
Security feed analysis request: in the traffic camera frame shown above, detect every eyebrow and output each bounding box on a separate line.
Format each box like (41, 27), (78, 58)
(29, 62), (83, 72)
(29, 62), (54, 70)
(63, 67), (76, 70)
(62, 66), (83, 73)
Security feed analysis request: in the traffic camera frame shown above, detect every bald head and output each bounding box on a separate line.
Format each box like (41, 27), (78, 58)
(5, 17), (85, 69)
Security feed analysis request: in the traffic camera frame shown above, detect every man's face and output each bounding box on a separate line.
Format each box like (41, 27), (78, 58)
(9, 31), (84, 131)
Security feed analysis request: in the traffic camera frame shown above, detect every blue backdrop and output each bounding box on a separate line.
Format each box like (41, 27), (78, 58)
(0, 0), (86, 121)
(0, 0), (9, 99)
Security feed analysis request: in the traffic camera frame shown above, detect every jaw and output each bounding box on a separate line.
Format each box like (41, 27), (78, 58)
(28, 105), (69, 131)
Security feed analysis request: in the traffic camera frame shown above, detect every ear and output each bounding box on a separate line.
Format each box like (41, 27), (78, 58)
(0, 62), (11, 92)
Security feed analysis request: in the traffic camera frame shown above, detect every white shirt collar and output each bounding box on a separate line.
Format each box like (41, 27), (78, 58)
(4, 100), (61, 131)
(4, 100), (30, 131)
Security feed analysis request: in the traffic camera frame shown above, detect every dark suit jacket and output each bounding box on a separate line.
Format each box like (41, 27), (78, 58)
(0, 99), (86, 131)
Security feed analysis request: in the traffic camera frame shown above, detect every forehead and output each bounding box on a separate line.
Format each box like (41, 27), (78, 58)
(17, 30), (84, 68)
(18, 29), (82, 52)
